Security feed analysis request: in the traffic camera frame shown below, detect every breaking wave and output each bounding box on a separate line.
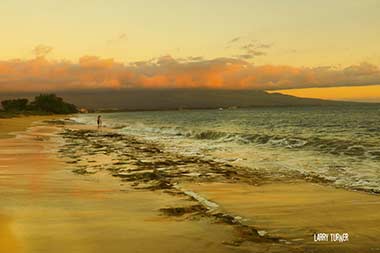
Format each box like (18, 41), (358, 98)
(119, 125), (380, 160)
(74, 105), (380, 193)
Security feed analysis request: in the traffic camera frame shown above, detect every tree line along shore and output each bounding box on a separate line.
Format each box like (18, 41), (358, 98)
(0, 94), (78, 118)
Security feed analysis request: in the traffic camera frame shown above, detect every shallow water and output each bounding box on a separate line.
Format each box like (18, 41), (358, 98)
(183, 181), (380, 253)
(75, 105), (380, 192)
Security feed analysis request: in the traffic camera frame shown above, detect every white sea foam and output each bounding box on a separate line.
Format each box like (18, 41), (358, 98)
(74, 106), (380, 193)
(173, 184), (219, 211)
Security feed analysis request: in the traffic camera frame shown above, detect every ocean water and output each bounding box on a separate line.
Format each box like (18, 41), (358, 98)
(74, 105), (380, 193)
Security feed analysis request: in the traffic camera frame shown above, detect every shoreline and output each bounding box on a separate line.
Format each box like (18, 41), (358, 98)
(58, 122), (380, 252)
(1, 117), (380, 252)
(1, 118), (283, 252)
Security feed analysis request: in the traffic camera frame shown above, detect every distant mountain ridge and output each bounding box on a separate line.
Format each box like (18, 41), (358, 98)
(0, 89), (360, 111)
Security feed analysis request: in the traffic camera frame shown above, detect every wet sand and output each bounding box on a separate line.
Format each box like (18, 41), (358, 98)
(1, 118), (380, 252)
(0, 120), (275, 253)
(182, 182), (380, 252)
(0, 115), (63, 139)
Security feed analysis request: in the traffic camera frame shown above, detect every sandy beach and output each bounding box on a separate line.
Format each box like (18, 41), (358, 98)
(1, 117), (380, 253)
(0, 115), (64, 139)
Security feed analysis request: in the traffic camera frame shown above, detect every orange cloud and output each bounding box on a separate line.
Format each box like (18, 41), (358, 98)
(0, 55), (380, 92)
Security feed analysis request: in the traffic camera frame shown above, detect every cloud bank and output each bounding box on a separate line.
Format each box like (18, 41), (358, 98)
(0, 55), (380, 92)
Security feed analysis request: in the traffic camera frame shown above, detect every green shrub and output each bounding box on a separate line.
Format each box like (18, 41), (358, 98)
(1, 98), (29, 111)
(30, 94), (78, 114)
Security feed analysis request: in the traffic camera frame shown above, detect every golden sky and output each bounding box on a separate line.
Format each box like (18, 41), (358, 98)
(1, 0), (380, 101)
(269, 85), (380, 102)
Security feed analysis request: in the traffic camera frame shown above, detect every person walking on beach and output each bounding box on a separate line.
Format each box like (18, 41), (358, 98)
(97, 115), (102, 128)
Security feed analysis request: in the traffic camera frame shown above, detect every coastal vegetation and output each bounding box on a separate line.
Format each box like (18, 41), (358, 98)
(0, 94), (77, 118)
